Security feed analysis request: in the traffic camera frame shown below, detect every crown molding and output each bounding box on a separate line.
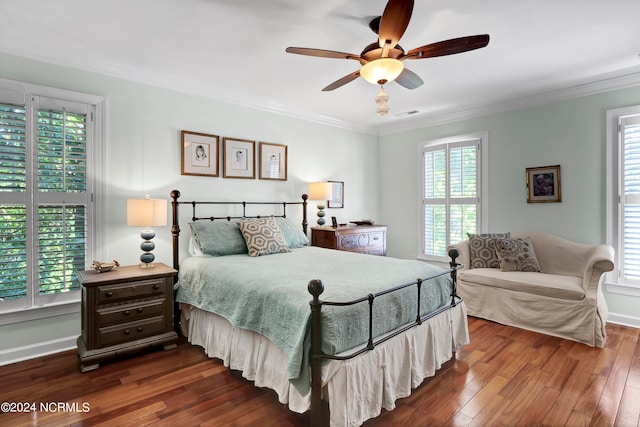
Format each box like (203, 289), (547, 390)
(378, 68), (640, 136)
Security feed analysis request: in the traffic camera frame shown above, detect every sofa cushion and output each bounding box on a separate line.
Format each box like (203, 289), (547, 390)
(493, 237), (541, 272)
(459, 268), (584, 300)
(467, 232), (510, 268)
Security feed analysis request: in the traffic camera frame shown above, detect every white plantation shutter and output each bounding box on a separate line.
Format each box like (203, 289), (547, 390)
(0, 87), (98, 310)
(620, 115), (640, 283)
(422, 138), (480, 259)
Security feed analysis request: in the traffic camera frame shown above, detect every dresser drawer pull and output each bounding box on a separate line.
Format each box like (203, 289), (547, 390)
(153, 284), (160, 290)
(124, 329), (130, 335)
(124, 310), (131, 316)
(137, 327), (143, 333)
(106, 291), (113, 297)
(373, 237), (379, 240)
(137, 307), (144, 313)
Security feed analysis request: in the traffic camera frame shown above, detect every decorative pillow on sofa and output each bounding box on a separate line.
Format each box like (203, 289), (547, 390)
(238, 217), (290, 257)
(467, 232), (510, 268)
(189, 221), (248, 256)
(492, 237), (541, 272)
(274, 217), (309, 249)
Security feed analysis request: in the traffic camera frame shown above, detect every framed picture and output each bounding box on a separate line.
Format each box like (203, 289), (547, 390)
(526, 165), (561, 203)
(259, 142), (287, 181)
(328, 181), (344, 208)
(180, 130), (219, 177)
(223, 137), (255, 179)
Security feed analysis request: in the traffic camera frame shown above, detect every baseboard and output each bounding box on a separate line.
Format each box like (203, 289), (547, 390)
(0, 336), (77, 367)
(607, 312), (640, 329)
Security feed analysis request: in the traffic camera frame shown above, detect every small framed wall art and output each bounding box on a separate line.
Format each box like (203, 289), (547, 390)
(328, 181), (344, 208)
(259, 142), (287, 181)
(180, 130), (219, 177)
(223, 137), (255, 179)
(526, 165), (561, 203)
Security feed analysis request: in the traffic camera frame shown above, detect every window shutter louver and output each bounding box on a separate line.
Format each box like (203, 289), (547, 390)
(622, 116), (640, 282)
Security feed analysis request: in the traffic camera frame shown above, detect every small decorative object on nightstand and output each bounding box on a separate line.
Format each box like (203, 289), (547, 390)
(311, 224), (387, 256)
(76, 262), (178, 372)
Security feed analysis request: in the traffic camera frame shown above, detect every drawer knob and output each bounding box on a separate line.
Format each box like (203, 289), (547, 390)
(124, 329), (130, 335)
(137, 327), (143, 333)
(124, 310), (131, 316)
(373, 237), (379, 240)
(106, 291), (113, 297)
(153, 284), (160, 290)
(137, 308), (143, 313)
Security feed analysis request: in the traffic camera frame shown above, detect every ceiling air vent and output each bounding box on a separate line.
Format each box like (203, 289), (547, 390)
(394, 110), (420, 118)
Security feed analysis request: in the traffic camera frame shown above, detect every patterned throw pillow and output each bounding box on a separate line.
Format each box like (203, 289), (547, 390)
(467, 232), (510, 268)
(238, 217), (290, 257)
(492, 237), (541, 272)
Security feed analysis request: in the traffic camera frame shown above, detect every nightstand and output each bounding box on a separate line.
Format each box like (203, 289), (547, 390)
(311, 225), (387, 255)
(76, 262), (178, 372)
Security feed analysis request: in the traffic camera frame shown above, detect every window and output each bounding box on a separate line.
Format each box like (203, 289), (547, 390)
(606, 105), (640, 295)
(419, 132), (487, 261)
(0, 79), (104, 315)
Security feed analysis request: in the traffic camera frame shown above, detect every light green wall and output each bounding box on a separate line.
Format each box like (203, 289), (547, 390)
(379, 86), (640, 321)
(0, 52), (379, 352)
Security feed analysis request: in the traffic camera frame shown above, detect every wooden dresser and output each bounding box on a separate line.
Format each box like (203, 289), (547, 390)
(311, 224), (387, 256)
(76, 262), (178, 372)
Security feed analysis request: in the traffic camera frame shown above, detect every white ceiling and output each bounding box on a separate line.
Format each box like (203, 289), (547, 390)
(2, 0), (640, 134)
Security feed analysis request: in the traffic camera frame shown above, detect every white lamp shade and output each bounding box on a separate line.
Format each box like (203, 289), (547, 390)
(127, 198), (168, 227)
(308, 182), (333, 201)
(360, 58), (405, 85)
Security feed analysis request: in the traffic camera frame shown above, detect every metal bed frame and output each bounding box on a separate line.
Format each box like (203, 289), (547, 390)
(169, 189), (462, 427)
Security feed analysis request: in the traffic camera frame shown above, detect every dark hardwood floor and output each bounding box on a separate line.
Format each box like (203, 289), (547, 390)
(1, 317), (639, 426)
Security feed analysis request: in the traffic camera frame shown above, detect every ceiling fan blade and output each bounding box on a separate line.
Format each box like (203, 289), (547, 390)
(405, 34), (490, 59)
(395, 68), (424, 90)
(378, 0), (414, 51)
(286, 47), (361, 61)
(322, 71), (361, 91)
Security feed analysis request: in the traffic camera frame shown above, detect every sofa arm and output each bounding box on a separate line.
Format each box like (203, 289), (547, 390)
(582, 244), (615, 299)
(448, 240), (471, 270)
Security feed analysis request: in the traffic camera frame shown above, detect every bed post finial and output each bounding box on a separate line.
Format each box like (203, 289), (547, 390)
(302, 193), (309, 235)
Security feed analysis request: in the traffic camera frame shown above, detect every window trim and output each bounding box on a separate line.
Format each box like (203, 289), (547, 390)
(606, 105), (640, 297)
(0, 78), (106, 323)
(416, 131), (489, 262)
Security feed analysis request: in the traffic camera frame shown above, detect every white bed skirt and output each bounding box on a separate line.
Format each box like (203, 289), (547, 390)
(181, 301), (469, 427)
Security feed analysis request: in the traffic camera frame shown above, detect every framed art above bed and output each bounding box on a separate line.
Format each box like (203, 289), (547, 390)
(180, 130), (219, 177)
(223, 137), (255, 179)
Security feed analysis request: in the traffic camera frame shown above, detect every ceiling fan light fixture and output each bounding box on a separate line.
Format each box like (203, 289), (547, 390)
(360, 58), (404, 85)
(375, 85), (390, 116)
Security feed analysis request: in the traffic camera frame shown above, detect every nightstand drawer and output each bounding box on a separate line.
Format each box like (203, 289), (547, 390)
(97, 299), (165, 327)
(96, 278), (166, 305)
(97, 316), (167, 348)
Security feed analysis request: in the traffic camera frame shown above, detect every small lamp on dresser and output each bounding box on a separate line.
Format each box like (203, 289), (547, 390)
(126, 195), (167, 268)
(308, 182), (333, 226)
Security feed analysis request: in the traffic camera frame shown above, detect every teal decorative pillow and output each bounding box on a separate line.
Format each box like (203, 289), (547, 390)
(189, 221), (248, 256)
(467, 232), (510, 268)
(275, 217), (309, 249)
(493, 237), (541, 272)
(238, 217), (290, 257)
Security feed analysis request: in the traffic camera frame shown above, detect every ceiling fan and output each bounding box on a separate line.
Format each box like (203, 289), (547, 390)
(286, 0), (490, 96)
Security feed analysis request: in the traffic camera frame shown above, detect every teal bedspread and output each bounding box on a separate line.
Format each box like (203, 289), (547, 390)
(175, 246), (452, 394)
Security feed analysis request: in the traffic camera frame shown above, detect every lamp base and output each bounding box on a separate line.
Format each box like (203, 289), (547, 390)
(138, 228), (156, 268)
(138, 262), (156, 268)
(316, 203), (327, 226)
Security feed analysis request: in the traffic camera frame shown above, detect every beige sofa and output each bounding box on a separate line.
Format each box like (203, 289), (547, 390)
(448, 232), (614, 347)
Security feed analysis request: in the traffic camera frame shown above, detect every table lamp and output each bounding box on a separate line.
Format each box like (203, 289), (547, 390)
(127, 195), (167, 268)
(308, 182), (333, 226)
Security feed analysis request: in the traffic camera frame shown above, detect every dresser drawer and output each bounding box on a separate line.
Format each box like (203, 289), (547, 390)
(338, 231), (385, 250)
(97, 299), (165, 327)
(97, 316), (167, 348)
(96, 278), (167, 305)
